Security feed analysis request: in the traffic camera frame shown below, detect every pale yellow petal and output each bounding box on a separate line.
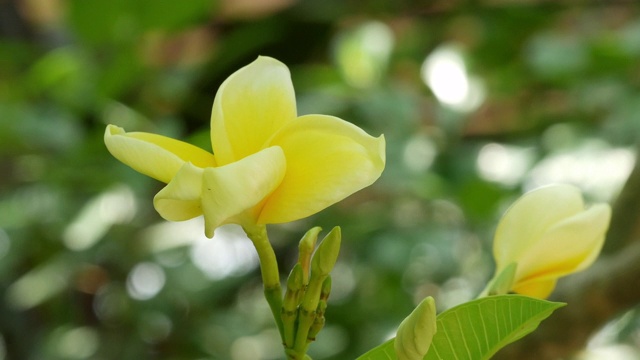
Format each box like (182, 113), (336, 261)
(515, 203), (611, 284)
(512, 278), (557, 299)
(210, 56), (297, 165)
(258, 114), (385, 224)
(201, 146), (286, 237)
(104, 125), (216, 183)
(493, 185), (584, 271)
(154, 162), (204, 221)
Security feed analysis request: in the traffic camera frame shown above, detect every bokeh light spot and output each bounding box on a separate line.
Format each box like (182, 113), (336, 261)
(56, 326), (99, 359)
(126, 262), (166, 300)
(403, 134), (437, 173)
(230, 330), (282, 360)
(6, 258), (70, 310)
(526, 141), (635, 201)
(421, 44), (485, 112)
(476, 143), (534, 186)
(93, 284), (130, 324)
(334, 21), (394, 88)
(328, 262), (356, 303)
(140, 312), (173, 344)
(64, 185), (137, 251)
(190, 224), (259, 280)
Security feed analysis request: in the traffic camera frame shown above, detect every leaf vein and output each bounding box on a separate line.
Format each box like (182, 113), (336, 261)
(441, 319), (461, 360)
(479, 303), (490, 352)
(468, 304), (484, 354)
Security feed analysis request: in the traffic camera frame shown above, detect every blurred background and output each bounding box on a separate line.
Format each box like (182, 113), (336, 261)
(1, 0), (640, 359)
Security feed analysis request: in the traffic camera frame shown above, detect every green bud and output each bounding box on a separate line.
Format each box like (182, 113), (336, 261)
(320, 276), (332, 301)
(316, 299), (327, 317)
(307, 314), (325, 342)
(282, 265), (304, 349)
(298, 227), (322, 284)
(311, 227), (341, 276)
(287, 263), (305, 292)
(395, 296), (437, 360)
(294, 228), (340, 351)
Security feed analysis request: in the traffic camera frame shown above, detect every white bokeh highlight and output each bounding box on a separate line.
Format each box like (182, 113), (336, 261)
(421, 44), (485, 112)
(127, 262), (166, 300)
(477, 143), (534, 186)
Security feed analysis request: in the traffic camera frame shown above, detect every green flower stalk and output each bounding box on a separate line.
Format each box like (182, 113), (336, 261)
(307, 276), (332, 342)
(243, 224), (284, 337)
(283, 263), (305, 348)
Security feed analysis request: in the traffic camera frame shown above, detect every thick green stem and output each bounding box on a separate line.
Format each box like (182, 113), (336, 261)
(292, 273), (326, 355)
(243, 224), (284, 338)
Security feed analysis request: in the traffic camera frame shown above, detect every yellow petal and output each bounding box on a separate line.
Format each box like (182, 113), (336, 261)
(154, 162), (205, 221)
(210, 56), (297, 165)
(493, 185), (584, 272)
(104, 125), (216, 183)
(201, 146), (286, 237)
(515, 203), (611, 284)
(512, 278), (557, 299)
(258, 114), (385, 224)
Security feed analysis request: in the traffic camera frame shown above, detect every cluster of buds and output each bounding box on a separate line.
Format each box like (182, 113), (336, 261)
(282, 227), (341, 360)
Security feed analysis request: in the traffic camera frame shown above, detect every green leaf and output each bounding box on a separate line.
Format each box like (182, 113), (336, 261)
(425, 295), (565, 359)
(356, 295), (565, 360)
(357, 339), (396, 360)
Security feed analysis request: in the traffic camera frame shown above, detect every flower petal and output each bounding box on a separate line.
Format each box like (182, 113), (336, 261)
(493, 185), (584, 272)
(515, 203), (611, 284)
(258, 114), (385, 224)
(512, 278), (557, 299)
(201, 146), (286, 237)
(210, 56), (297, 165)
(154, 162), (205, 222)
(105, 125), (216, 183)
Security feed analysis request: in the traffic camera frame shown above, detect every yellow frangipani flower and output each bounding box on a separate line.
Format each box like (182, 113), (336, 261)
(493, 184), (611, 299)
(105, 56), (385, 238)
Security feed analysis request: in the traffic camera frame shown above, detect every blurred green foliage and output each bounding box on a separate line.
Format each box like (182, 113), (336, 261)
(1, 1), (640, 359)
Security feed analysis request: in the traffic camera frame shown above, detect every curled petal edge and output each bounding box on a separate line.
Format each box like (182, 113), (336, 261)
(105, 124), (216, 183)
(154, 162), (205, 222)
(258, 114), (385, 224)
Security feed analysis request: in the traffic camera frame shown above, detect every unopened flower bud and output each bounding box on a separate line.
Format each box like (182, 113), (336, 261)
(395, 296), (437, 360)
(299, 227), (322, 284)
(320, 276), (332, 301)
(311, 227), (341, 277)
(287, 263), (305, 293)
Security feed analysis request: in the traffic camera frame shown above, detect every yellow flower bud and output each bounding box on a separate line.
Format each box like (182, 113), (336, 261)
(493, 184), (611, 298)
